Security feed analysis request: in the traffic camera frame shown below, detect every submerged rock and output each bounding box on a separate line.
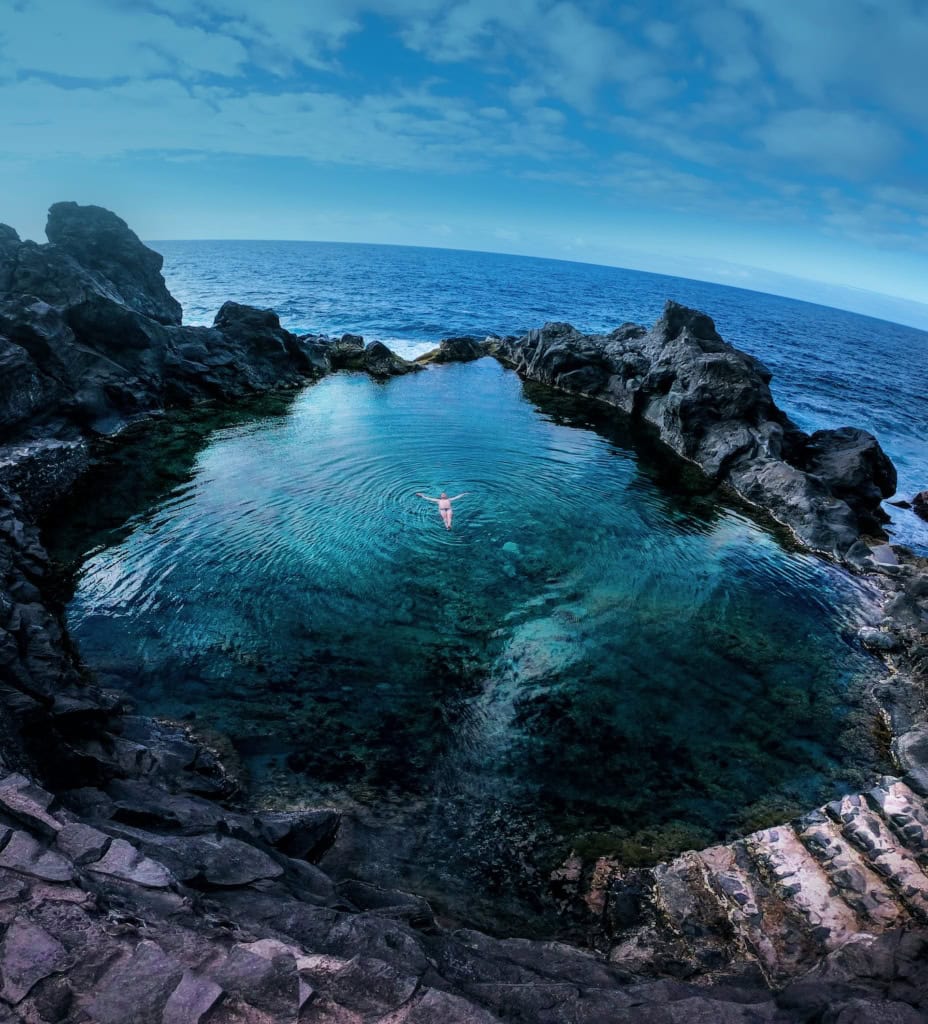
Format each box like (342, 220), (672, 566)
(494, 301), (898, 555)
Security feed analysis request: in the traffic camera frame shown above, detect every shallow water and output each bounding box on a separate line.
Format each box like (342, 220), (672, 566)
(157, 239), (928, 553)
(55, 360), (887, 934)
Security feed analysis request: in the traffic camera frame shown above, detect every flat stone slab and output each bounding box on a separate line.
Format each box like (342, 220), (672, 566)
(0, 774), (61, 838)
(0, 915), (70, 1004)
(55, 822), (110, 866)
(87, 941), (185, 1024)
(0, 831), (74, 883)
(86, 838), (174, 888)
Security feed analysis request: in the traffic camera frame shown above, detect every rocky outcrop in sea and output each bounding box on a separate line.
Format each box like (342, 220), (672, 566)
(0, 203), (926, 1022)
(481, 311), (898, 555)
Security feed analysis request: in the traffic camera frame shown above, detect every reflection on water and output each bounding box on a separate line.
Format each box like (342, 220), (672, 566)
(49, 360), (888, 935)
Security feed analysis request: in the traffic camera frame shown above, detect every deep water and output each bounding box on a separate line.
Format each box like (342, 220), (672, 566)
(52, 356), (888, 935)
(156, 239), (928, 553)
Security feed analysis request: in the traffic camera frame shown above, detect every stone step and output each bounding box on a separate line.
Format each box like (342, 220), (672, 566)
(793, 809), (907, 930)
(865, 778), (928, 863)
(826, 793), (928, 920)
(696, 841), (813, 980)
(744, 824), (862, 951)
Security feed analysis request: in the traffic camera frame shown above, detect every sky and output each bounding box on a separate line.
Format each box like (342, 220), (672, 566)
(3, 0), (928, 328)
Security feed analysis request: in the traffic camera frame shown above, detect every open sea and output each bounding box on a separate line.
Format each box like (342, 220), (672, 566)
(47, 241), (927, 935)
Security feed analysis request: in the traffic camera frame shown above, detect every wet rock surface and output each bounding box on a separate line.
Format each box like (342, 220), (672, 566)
(0, 203), (926, 1020)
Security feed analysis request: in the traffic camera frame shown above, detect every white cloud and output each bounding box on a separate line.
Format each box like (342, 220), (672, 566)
(0, 0), (249, 79)
(730, 0), (928, 126)
(0, 75), (578, 169)
(755, 108), (904, 177)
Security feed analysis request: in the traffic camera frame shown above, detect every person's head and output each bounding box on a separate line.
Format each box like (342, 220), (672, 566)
(440, 491), (448, 498)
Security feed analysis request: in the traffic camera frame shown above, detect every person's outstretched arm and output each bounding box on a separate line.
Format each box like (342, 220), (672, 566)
(416, 492), (440, 503)
(448, 492), (469, 502)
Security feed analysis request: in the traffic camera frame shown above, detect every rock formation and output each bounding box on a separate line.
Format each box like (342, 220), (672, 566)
(0, 203), (926, 1021)
(480, 307), (898, 555)
(415, 336), (489, 365)
(914, 490), (928, 522)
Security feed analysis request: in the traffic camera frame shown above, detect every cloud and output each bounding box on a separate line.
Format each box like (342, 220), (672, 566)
(0, 75), (579, 170)
(730, 0), (928, 126)
(755, 108), (904, 177)
(0, 0), (249, 80)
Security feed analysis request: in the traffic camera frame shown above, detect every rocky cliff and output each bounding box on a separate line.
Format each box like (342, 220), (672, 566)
(0, 204), (925, 1022)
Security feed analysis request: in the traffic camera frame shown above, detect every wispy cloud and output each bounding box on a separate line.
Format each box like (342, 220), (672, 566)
(2, 0), (928, 298)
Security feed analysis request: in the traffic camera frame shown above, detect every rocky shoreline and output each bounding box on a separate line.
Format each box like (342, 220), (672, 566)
(0, 203), (926, 1021)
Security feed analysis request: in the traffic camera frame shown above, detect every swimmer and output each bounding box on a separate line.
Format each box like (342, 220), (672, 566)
(415, 490), (469, 530)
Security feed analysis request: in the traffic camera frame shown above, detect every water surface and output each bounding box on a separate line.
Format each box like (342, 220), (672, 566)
(55, 360), (887, 934)
(156, 239), (928, 553)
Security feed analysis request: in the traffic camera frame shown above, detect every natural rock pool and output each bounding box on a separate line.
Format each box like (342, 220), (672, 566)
(49, 358), (888, 934)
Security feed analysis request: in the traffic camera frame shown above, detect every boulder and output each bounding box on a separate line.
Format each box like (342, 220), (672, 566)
(363, 340), (421, 377)
(913, 490), (928, 521)
(416, 336), (488, 364)
(0, 773), (62, 837)
(801, 427), (897, 532)
(87, 940), (185, 1024)
(253, 807), (340, 861)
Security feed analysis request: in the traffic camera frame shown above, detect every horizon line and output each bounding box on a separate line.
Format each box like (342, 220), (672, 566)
(145, 235), (928, 336)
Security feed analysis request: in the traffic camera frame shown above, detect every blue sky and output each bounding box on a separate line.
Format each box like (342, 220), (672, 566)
(3, 0), (928, 326)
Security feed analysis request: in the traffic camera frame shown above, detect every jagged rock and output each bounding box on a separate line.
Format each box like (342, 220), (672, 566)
(858, 626), (901, 652)
(253, 808), (340, 861)
(912, 491), (928, 521)
(403, 988), (502, 1023)
(0, 830), (74, 882)
(801, 427), (897, 532)
(0, 773), (61, 837)
(87, 940), (185, 1024)
(884, 576), (928, 634)
(162, 971), (224, 1024)
(324, 334), (420, 377)
(45, 201), (182, 325)
(210, 943), (305, 1018)
(0, 915), (70, 1003)
(105, 826), (282, 887)
(55, 822), (110, 865)
(318, 954), (419, 1015)
(335, 879), (434, 925)
(363, 340), (421, 377)
(106, 778), (229, 833)
(86, 837), (174, 888)
(893, 726), (928, 796)
(494, 301), (896, 554)
(416, 336), (488, 364)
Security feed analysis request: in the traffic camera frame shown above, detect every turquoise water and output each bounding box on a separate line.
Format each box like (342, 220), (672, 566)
(59, 359), (886, 932)
(156, 239), (928, 553)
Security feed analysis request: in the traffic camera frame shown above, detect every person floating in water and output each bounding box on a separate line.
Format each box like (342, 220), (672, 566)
(415, 490), (468, 530)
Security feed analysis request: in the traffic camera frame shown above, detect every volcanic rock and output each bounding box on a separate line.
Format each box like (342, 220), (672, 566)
(493, 301), (898, 554)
